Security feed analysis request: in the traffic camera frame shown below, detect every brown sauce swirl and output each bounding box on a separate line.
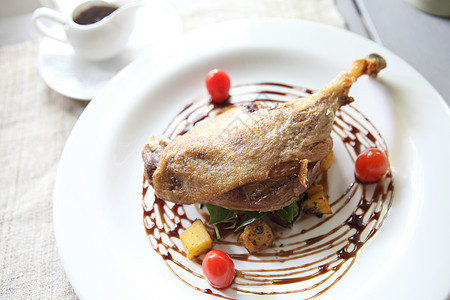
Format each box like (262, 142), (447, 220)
(142, 82), (394, 299)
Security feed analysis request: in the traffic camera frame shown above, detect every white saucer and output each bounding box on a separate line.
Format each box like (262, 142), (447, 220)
(37, 0), (183, 101)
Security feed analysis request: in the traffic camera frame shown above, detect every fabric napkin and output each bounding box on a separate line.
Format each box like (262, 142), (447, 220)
(0, 0), (345, 298)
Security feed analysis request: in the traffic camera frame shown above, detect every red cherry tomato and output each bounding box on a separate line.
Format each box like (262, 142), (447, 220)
(354, 148), (389, 183)
(202, 250), (235, 289)
(205, 69), (230, 103)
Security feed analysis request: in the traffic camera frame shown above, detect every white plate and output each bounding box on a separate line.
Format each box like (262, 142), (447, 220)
(38, 0), (182, 100)
(53, 19), (450, 299)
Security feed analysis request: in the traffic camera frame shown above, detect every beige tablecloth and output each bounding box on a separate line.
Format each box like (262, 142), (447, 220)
(0, 0), (345, 298)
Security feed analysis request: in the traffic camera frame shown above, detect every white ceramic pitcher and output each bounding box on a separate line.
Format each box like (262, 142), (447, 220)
(33, 1), (142, 61)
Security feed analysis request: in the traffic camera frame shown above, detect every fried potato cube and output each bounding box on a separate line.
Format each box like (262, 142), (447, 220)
(180, 219), (213, 260)
(320, 151), (334, 172)
(239, 219), (274, 253)
(302, 183), (332, 217)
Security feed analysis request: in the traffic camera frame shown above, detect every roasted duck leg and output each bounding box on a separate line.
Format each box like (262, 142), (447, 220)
(142, 54), (386, 211)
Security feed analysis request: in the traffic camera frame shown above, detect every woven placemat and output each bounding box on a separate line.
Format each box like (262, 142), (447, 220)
(180, 0), (345, 30)
(0, 1), (345, 298)
(0, 41), (85, 299)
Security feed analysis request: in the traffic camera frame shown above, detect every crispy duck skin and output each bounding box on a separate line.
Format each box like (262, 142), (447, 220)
(143, 54), (386, 211)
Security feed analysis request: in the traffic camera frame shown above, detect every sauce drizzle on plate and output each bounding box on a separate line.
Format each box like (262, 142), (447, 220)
(142, 82), (394, 299)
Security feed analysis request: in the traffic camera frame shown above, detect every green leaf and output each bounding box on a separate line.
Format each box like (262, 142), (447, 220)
(213, 224), (221, 240)
(235, 211), (266, 232)
(224, 220), (237, 230)
(206, 204), (239, 240)
(206, 196), (304, 239)
(277, 201), (300, 223)
(206, 204), (237, 225)
(299, 193), (306, 202)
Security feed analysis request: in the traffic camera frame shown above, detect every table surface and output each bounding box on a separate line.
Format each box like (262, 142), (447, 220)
(337, 0), (450, 104)
(360, 0), (449, 104)
(2, 0), (448, 104)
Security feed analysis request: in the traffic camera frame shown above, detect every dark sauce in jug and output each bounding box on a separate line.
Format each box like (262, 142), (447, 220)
(142, 82), (394, 299)
(73, 5), (118, 25)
